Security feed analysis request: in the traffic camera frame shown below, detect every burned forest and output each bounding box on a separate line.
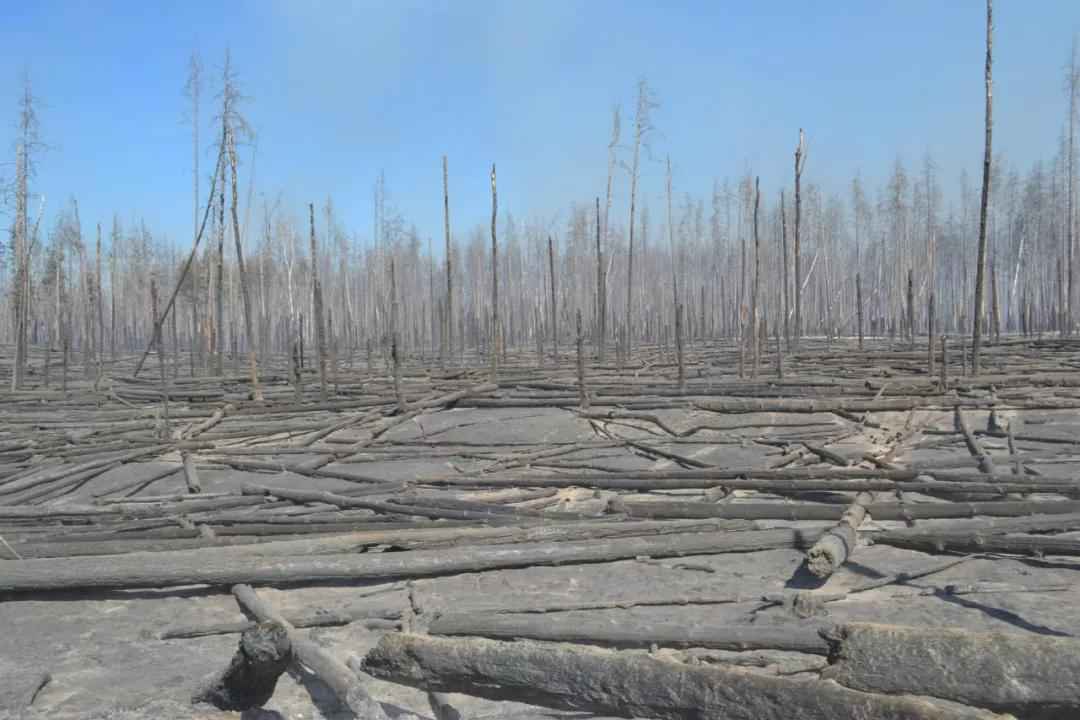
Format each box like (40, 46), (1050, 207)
(2, 2), (1080, 719)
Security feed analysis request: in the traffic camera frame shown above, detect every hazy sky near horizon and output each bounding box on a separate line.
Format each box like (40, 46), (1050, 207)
(2, 0), (1078, 250)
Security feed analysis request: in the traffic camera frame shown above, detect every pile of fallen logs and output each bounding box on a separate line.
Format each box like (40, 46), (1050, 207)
(2, 336), (1080, 718)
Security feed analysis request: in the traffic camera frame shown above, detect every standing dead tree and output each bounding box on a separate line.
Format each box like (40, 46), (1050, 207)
(10, 74), (41, 391)
(793, 129), (806, 348)
(595, 196), (606, 362)
(489, 163), (499, 382)
(1067, 36), (1078, 334)
(548, 236), (558, 360)
(576, 309), (588, 409)
(624, 80), (656, 358)
(601, 107), (619, 360)
(442, 155), (452, 366)
(750, 177), (761, 377)
(972, 0), (994, 374)
(309, 203), (329, 400)
(780, 190), (790, 349)
(220, 53), (263, 400)
(184, 52), (203, 375)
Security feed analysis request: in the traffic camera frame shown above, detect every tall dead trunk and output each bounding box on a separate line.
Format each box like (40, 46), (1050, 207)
(907, 268), (915, 347)
(971, 0), (994, 375)
(1068, 37), (1078, 335)
(750, 177), (761, 377)
(228, 129), (263, 401)
(626, 81), (653, 360)
(150, 276), (170, 438)
(928, 292), (936, 376)
(576, 309), (588, 409)
(443, 155), (452, 366)
(10, 142), (27, 391)
(95, 224), (105, 383)
(489, 164), (499, 382)
(990, 257), (1001, 343)
(675, 303), (686, 393)
(595, 196), (606, 362)
(781, 190), (791, 350)
(214, 150), (226, 377)
(856, 273), (864, 350)
(309, 203), (329, 400)
(548, 236), (558, 360)
(794, 129), (806, 347)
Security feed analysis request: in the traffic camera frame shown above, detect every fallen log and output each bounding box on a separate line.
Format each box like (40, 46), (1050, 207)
(191, 621), (291, 711)
(427, 613), (831, 654)
(0, 527), (818, 592)
(618, 499), (1080, 522)
(823, 622), (1080, 717)
(4, 517), (754, 561)
(362, 633), (1005, 720)
(161, 606), (402, 639)
(955, 407), (995, 474)
(806, 491), (873, 578)
(870, 531), (1080, 557)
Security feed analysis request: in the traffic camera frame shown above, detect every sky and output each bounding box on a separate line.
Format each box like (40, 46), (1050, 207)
(1, 0), (1078, 251)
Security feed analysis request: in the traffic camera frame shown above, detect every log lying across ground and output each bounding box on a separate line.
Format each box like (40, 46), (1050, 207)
(870, 530), (1080, 557)
(0, 527), (820, 593)
(823, 622), (1080, 717)
(1, 517), (756, 560)
(618, 499), (1080, 522)
(362, 633), (1005, 720)
(427, 613), (831, 655)
(806, 491), (872, 578)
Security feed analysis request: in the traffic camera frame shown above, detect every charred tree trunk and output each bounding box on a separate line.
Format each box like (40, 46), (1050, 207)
(548, 236), (558, 361)
(227, 130), (262, 401)
(309, 204), (329, 401)
(490, 164), (499, 382)
(971, 0), (993, 374)
(794, 129), (806, 347)
(443, 155), (452, 366)
(595, 196), (606, 362)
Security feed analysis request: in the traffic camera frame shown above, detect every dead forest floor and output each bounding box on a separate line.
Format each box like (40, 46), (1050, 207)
(2, 336), (1080, 719)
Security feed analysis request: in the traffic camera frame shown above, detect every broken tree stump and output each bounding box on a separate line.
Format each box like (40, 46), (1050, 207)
(823, 622), (1080, 717)
(232, 584), (389, 719)
(192, 621), (291, 711)
(363, 633), (1004, 720)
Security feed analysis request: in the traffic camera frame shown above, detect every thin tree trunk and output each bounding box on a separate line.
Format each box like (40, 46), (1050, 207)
(781, 190), (790, 350)
(990, 257), (1001, 343)
(309, 204), (329, 401)
(443, 155), (452, 366)
(96, 223), (105, 384)
(490, 164), (499, 382)
(576, 309), (589, 409)
(856, 273), (864, 350)
(750, 177), (761, 377)
(548, 236), (558, 361)
(972, 0), (994, 375)
(794, 129), (806, 347)
(228, 130), (262, 401)
(595, 196), (606, 362)
(674, 303), (686, 393)
(928, 292), (936, 376)
(215, 151), (226, 377)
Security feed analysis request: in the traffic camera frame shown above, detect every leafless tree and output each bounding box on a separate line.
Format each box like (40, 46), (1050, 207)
(972, 0), (994, 374)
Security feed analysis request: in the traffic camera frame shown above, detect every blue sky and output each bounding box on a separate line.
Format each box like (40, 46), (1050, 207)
(2, 0), (1078, 249)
